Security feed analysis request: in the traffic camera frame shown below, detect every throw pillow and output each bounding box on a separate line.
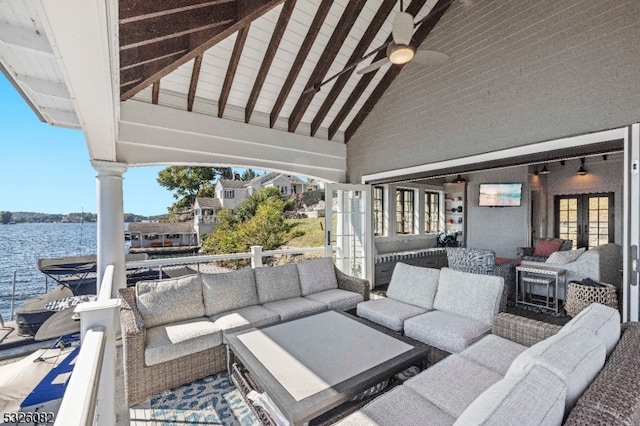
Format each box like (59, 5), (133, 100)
(136, 274), (205, 328)
(545, 248), (586, 265)
(297, 258), (338, 296)
(533, 239), (564, 258)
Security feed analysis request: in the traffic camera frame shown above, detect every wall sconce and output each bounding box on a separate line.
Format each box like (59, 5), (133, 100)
(577, 158), (587, 175)
(452, 174), (467, 183)
(539, 164), (550, 175)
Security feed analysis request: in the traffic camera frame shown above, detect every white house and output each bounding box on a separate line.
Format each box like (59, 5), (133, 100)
(193, 197), (222, 242)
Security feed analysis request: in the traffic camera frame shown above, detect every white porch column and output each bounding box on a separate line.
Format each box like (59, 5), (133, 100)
(92, 160), (127, 296)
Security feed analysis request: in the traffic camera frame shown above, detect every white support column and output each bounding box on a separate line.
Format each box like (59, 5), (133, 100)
(93, 160), (127, 296)
(251, 246), (263, 268)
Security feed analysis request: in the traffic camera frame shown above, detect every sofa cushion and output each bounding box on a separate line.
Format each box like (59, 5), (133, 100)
(201, 268), (259, 316)
(296, 258), (338, 296)
(433, 268), (503, 325)
(340, 386), (456, 426)
(405, 310), (491, 354)
(546, 248), (586, 265)
(534, 239), (565, 257)
(136, 274), (205, 328)
(145, 317), (222, 366)
(507, 327), (606, 411)
(305, 289), (364, 311)
(460, 334), (527, 376)
(454, 365), (566, 426)
(560, 302), (620, 356)
(262, 297), (326, 321)
(209, 305), (280, 338)
(356, 298), (428, 332)
(387, 263), (440, 310)
(405, 354), (502, 418)
(255, 264), (301, 303)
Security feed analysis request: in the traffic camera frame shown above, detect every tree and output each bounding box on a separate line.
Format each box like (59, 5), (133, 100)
(1, 211), (12, 224)
(157, 166), (232, 212)
(234, 186), (293, 222)
(241, 168), (259, 181)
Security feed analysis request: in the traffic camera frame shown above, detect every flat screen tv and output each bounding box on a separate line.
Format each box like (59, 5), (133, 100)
(478, 183), (522, 207)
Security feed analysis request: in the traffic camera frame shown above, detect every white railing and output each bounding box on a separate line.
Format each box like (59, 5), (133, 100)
(53, 246), (326, 425)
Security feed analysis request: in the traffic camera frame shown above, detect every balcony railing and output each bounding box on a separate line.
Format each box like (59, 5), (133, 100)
(53, 245), (325, 425)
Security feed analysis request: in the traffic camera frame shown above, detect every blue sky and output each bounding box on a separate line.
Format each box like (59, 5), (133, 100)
(0, 74), (227, 216)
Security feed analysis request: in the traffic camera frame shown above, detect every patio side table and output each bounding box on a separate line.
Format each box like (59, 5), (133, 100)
(516, 265), (566, 314)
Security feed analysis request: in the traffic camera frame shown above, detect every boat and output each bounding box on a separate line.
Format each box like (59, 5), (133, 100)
(14, 254), (195, 337)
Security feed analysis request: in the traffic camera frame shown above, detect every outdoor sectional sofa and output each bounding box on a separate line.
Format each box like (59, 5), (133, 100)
(118, 257), (370, 406)
(340, 303), (640, 425)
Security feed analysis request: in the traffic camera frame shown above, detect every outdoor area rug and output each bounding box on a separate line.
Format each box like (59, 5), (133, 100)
(149, 372), (258, 425)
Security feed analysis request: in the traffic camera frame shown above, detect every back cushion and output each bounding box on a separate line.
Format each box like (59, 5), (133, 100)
(560, 302), (620, 356)
(255, 264), (301, 303)
(387, 263), (439, 310)
(433, 268), (503, 325)
(534, 239), (564, 257)
(507, 327), (606, 411)
(296, 258), (338, 296)
(201, 268), (259, 316)
(136, 274), (205, 328)
(454, 365), (566, 426)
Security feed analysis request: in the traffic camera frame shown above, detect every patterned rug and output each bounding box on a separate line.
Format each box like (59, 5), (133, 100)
(149, 372), (258, 425)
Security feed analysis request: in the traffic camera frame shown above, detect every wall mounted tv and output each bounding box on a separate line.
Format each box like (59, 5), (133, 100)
(478, 183), (523, 207)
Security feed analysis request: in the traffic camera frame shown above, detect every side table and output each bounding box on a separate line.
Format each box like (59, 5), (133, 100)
(516, 265), (566, 313)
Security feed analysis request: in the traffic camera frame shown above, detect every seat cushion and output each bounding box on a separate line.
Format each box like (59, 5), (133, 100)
(255, 264), (301, 303)
(560, 302), (620, 355)
(356, 298), (428, 332)
(339, 386), (456, 426)
(209, 305), (280, 337)
(386, 263), (440, 310)
(296, 258), (338, 296)
(145, 317), (222, 366)
(136, 274), (205, 328)
(201, 268), (259, 316)
(405, 354), (502, 418)
(433, 268), (503, 325)
(507, 327), (606, 411)
(262, 297), (326, 321)
(305, 288), (364, 311)
(404, 310), (491, 353)
(454, 365), (566, 426)
(459, 334), (527, 376)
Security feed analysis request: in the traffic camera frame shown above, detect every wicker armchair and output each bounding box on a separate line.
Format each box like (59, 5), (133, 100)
(517, 238), (573, 262)
(445, 247), (515, 311)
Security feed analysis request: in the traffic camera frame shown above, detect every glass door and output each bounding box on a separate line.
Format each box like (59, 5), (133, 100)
(325, 184), (373, 285)
(555, 193), (614, 248)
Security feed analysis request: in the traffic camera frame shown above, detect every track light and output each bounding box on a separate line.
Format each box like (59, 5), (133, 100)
(539, 164), (550, 175)
(577, 158), (587, 175)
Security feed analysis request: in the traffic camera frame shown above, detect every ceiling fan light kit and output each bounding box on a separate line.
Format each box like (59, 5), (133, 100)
(387, 42), (416, 65)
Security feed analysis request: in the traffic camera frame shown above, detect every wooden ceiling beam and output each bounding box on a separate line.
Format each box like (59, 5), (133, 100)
(187, 55), (203, 111)
(119, 0), (235, 23)
(345, 0), (454, 142)
(326, 0), (429, 140)
(287, 0), (368, 133)
(219, 26), (249, 118)
(152, 81), (160, 104)
(310, 0), (396, 137)
(269, 0), (332, 128)
(120, 0), (284, 100)
(245, 0), (296, 124)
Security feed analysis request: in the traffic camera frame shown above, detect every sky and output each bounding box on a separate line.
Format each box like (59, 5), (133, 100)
(0, 74), (225, 216)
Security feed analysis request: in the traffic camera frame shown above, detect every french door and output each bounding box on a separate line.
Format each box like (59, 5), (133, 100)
(554, 193), (614, 249)
(325, 184), (373, 285)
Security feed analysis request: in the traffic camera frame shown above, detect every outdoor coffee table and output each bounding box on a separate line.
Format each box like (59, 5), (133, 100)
(225, 310), (429, 426)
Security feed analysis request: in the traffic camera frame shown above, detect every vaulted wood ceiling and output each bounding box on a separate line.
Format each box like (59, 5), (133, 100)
(118, 0), (454, 143)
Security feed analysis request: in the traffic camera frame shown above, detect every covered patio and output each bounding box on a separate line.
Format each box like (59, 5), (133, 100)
(1, 0), (640, 424)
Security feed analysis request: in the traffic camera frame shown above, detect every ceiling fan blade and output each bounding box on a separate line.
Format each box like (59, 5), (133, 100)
(392, 11), (414, 45)
(413, 50), (449, 65)
(357, 57), (390, 75)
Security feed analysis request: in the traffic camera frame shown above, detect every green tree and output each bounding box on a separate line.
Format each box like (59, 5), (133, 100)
(241, 169), (259, 181)
(239, 199), (288, 250)
(0, 211), (12, 224)
(157, 166), (232, 212)
(234, 186), (293, 222)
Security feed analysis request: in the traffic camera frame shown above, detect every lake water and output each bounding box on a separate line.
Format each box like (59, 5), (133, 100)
(0, 222), (99, 321)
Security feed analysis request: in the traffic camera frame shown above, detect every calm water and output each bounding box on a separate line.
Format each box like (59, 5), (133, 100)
(0, 222), (99, 321)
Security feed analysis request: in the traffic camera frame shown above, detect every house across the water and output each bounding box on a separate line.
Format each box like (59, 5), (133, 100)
(128, 221), (198, 253)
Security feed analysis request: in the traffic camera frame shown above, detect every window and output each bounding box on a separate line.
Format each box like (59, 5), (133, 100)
(555, 193), (614, 248)
(224, 190), (235, 198)
(396, 188), (415, 234)
(280, 186), (288, 195)
(373, 186), (384, 236)
(424, 191), (440, 233)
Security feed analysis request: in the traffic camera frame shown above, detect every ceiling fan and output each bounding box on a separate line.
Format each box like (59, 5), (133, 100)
(357, 1), (449, 75)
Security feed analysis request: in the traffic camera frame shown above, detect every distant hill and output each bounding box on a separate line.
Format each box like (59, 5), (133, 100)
(6, 212), (169, 223)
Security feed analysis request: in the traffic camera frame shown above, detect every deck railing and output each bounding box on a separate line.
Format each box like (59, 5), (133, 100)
(53, 245), (326, 425)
